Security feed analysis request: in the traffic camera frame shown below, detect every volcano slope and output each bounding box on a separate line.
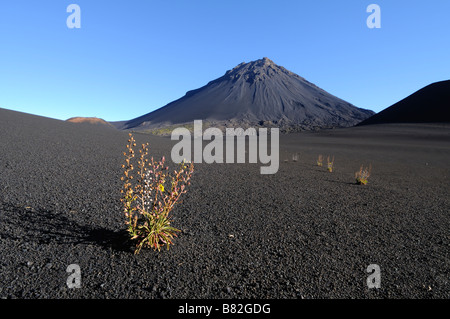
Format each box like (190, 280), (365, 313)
(0, 107), (449, 299)
(358, 80), (450, 125)
(118, 58), (374, 133)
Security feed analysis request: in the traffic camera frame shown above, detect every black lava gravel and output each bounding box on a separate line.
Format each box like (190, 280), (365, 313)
(0, 108), (449, 299)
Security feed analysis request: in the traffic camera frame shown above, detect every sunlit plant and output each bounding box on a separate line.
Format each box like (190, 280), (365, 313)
(121, 133), (194, 254)
(317, 155), (323, 167)
(327, 156), (334, 172)
(355, 164), (371, 185)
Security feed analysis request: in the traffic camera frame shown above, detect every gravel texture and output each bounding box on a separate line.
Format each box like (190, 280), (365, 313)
(0, 107), (449, 299)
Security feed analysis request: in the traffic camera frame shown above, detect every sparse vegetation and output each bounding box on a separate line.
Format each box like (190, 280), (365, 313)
(327, 156), (334, 172)
(121, 133), (194, 254)
(317, 155), (323, 167)
(355, 164), (372, 185)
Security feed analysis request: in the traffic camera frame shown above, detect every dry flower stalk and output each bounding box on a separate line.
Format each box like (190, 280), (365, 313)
(327, 156), (335, 172)
(317, 155), (323, 167)
(121, 133), (194, 254)
(355, 164), (372, 185)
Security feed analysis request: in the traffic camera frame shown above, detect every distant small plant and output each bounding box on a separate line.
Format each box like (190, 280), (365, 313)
(327, 156), (334, 172)
(355, 164), (371, 185)
(121, 133), (194, 254)
(317, 155), (323, 167)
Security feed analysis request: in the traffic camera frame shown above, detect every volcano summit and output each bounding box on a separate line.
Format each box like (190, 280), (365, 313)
(118, 58), (374, 133)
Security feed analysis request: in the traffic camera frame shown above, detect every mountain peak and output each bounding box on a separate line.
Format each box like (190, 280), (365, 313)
(227, 57), (275, 72)
(224, 57), (293, 84)
(259, 57), (275, 65)
(121, 58), (375, 132)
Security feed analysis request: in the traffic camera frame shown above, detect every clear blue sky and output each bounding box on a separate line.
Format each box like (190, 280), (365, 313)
(0, 0), (449, 121)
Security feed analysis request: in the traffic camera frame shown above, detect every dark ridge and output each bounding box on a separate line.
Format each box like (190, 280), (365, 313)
(358, 80), (450, 126)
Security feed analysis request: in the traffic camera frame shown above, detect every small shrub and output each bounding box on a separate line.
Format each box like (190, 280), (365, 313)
(317, 155), (323, 167)
(355, 164), (371, 185)
(327, 156), (334, 172)
(121, 134), (194, 254)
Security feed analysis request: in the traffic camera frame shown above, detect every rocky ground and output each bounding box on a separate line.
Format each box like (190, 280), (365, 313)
(0, 108), (448, 301)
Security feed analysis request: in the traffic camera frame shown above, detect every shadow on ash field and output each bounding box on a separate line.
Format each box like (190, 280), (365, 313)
(0, 203), (133, 253)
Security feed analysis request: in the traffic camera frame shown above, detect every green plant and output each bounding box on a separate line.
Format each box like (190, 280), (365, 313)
(355, 164), (371, 185)
(327, 156), (334, 172)
(317, 155), (323, 167)
(121, 134), (194, 254)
